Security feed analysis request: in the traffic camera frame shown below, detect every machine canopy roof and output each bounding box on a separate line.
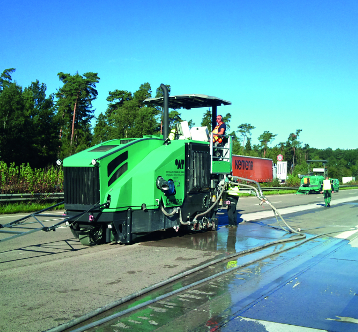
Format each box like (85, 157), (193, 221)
(143, 94), (231, 109)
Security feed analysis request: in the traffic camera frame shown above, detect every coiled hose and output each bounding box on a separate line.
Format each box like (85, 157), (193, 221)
(193, 182), (226, 223)
(228, 175), (301, 235)
(160, 202), (189, 225)
(160, 180), (226, 226)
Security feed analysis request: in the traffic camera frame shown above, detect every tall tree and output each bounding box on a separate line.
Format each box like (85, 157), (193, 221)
(0, 75), (26, 164)
(92, 112), (110, 145)
(168, 110), (182, 130)
(237, 123), (255, 150)
(0, 68), (16, 92)
(258, 131), (277, 157)
(222, 113), (231, 132)
(230, 131), (241, 155)
(302, 143), (310, 161)
(245, 137), (252, 152)
(0, 69), (61, 166)
(55, 72), (100, 158)
(101, 83), (160, 140)
(23, 80), (60, 167)
(201, 109), (212, 132)
(286, 129), (302, 172)
(106, 90), (132, 116)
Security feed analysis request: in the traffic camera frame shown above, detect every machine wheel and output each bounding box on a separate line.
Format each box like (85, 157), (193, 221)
(71, 224), (104, 246)
(227, 196), (238, 226)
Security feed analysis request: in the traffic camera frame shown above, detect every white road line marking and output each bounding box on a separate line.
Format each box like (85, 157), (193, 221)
(335, 225), (358, 239)
(242, 196), (358, 222)
(0, 214), (29, 219)
(237, 317), (327, 331)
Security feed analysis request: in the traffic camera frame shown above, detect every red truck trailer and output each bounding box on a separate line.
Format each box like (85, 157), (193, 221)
(232, 155), (273, 182)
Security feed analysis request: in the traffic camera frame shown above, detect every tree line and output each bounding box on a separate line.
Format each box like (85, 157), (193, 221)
(230, 125), (358, 181)
(0, 68), (356, 181)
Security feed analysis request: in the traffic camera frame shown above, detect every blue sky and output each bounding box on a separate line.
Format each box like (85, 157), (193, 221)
(1, 0), (357, 150)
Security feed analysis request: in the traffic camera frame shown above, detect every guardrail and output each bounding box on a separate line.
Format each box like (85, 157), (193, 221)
(260, 187), (298, 191)
(254, 185), (357, 191)
(0, 185), (357, 203)
(0, 193), (64, 203)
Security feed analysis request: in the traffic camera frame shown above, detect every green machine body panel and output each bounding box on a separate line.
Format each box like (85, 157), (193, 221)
(62, 136), (219, 244)
(212, 160), (232, 174)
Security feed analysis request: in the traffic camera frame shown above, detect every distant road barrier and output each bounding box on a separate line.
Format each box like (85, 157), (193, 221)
(260, 187), (298, 191)
(0, 193), (64, 203)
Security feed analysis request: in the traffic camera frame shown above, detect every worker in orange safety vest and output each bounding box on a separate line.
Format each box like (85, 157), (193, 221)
(212, 115), (226, 144)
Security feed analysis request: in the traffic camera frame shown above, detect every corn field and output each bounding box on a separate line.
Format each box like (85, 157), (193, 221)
(0, 161), (63, 194)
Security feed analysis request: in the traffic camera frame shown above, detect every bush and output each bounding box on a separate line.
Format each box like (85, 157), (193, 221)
(343, 180), (358, 186)
(286, 174), (301, 187)
(260, 178), (281, 187)
(0, 161), (63, 194)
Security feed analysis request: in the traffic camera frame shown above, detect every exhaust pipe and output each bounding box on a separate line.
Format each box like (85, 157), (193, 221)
(160, 83), (169, 141)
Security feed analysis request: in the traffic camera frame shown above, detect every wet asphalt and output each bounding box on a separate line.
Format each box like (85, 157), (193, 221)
(72, 191), (358, 331)
(1, 190), (358, 332)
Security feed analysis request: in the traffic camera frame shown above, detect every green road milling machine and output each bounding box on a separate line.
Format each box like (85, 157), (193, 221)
(62, 84), (240, 245)
(297, 160), (328, 194)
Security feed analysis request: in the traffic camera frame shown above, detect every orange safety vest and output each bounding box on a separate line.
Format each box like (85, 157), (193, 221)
(213, 125), (223, 143)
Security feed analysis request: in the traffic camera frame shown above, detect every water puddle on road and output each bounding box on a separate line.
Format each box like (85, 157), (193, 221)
(140, 210), (299, 257)
(76, 211), (341, 332)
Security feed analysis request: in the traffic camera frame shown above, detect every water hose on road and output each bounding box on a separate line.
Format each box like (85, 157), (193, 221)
(228, 175), (301, 234)
(51, 225), (358, 332)
(47, 230), (307, 332)
(47, 179), (348, 331)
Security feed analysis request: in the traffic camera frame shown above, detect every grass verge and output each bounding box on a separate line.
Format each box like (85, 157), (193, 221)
(0, 202), (64, 215)
(237, 190), (297, 197)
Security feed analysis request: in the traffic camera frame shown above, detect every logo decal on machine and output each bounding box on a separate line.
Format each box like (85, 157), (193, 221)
(175, 159), (184, 169)
(234, 159), (253, 171)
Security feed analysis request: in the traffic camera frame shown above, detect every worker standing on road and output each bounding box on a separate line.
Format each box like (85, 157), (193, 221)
(321, 176), (334, 207)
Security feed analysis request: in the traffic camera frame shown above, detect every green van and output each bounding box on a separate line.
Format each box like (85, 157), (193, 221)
(330, 178), (339, 192)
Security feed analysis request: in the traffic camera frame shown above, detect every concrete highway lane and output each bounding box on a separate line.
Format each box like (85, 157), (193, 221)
(0, 190), (357, 332)
(90, 234), (358, 332)
(74, 190), (358, 332)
